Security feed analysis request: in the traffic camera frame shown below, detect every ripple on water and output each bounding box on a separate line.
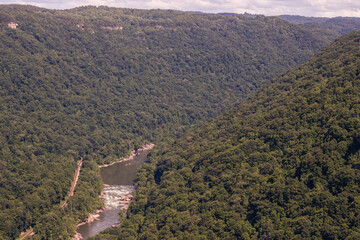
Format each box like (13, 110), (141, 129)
(76, 185), (135, 239)
(103, 185), (134, 210)
(77, 147), (152, 239)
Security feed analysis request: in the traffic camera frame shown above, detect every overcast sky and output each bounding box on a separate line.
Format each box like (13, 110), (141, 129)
(1, 0), (360, 17)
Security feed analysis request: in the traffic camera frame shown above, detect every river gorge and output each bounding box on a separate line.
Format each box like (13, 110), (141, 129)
(76, 145), (153, 239)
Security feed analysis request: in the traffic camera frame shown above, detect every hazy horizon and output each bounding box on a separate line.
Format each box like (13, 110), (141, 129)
(1, 0), (360, 18)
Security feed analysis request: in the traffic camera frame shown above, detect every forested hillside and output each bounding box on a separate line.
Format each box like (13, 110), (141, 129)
(96, 31), (360, 239)
(0, 4), (355, 239)
(279, 15), (360, 35)
(219, 13), (360, 37)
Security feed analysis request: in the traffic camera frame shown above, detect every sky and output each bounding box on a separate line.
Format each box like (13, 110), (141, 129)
(1, 0), (360, 17)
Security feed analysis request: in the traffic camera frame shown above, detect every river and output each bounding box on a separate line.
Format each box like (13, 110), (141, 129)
(76, 148), (151, 239)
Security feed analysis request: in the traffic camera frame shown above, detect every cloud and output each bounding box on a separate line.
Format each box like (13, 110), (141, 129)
(1, 0), (360, 17)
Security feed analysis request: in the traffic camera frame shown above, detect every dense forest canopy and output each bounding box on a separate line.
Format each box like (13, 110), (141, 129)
(0, 4), (360, 239)
(93, 31), (360, 239)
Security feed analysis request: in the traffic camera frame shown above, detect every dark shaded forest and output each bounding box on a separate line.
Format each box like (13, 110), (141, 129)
(93, 31), (360, 239)
(0, 4), (360, 239)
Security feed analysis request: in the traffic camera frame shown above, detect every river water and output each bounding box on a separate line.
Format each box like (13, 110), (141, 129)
(77, 149), (150, 239)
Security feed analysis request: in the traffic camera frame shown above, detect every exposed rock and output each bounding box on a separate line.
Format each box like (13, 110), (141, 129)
(102, 25), (123, 30)
(72, 232), (82, 240)
(7, 22), (18, 29)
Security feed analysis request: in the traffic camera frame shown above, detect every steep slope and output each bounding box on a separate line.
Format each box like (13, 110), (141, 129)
(0, 4), (353, 239)
(100, 31), (360, 239)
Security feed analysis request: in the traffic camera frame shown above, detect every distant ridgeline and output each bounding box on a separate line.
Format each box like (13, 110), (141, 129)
(278, 15), (360, 35)
(219, 13), (360, 36)
(0, 4), (359, 239)
(95, 31), (360, 239)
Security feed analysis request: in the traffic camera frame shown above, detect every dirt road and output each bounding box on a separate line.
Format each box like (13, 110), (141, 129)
(61, 158), (83, 208)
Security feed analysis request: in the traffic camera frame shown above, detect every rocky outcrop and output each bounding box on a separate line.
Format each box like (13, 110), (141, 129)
(102, 25), (123, 30)
(7, 22), (18, 29)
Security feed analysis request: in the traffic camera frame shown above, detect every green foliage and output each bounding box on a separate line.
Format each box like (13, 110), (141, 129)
(107, 31), (360, 239)
(0, 4), (356, 239)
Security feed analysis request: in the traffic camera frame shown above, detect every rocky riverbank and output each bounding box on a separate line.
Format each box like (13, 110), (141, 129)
(73, 144), (154, 239)
(99, 144), (154, 168)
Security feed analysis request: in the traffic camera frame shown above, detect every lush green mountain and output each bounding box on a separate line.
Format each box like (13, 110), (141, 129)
(279, 15), (360, 35)
(95, 31), (360, 239)
(0, 4), (355, 239)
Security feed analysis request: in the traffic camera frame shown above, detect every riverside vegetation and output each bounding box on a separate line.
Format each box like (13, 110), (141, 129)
(94, 31), (360, 239)
(0, 4), (360, 239)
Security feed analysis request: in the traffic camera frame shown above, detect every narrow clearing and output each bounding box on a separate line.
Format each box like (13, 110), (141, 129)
(61, 158), (83, 208)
